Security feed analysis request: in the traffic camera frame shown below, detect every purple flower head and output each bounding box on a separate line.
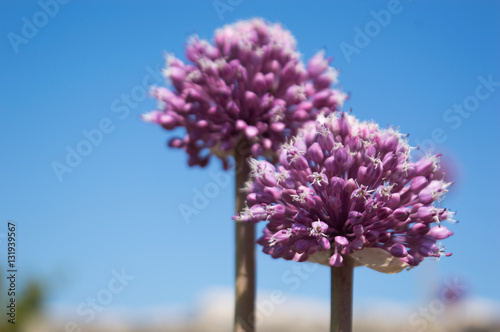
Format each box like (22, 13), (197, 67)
(142, 18), (346, 169)
(236, 112), (456, 273)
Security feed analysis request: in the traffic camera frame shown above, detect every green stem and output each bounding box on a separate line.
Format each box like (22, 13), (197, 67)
(234, 139), (255, 332)
(331, 256), (354, 332)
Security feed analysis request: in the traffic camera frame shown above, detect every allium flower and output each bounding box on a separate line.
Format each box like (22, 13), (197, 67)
(142, 18), (346, 169)
(236, 112), (456, 273)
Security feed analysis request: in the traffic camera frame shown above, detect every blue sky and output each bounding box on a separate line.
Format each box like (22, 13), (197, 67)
(1, 0), (499, 320)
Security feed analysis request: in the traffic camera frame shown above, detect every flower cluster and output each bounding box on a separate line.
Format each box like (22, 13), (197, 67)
(142, 18), (346, 169)
(236, 112), (455, 272)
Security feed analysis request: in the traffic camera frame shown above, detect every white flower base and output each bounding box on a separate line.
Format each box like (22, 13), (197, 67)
(308, 247), (409, 274)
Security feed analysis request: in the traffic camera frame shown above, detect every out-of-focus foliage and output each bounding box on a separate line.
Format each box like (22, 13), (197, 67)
(0, 270), (43, 331)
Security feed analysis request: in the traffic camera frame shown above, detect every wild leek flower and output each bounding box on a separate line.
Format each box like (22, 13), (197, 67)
(142, 18), (346, 169)
(237, 112), (455, 273)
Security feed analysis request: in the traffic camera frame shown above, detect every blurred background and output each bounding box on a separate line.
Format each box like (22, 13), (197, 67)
(1, 0), (499, 331)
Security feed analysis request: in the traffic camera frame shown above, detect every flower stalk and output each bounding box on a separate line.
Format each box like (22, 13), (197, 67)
(234, 138), (255, 332)
(331, 256), (354, 332)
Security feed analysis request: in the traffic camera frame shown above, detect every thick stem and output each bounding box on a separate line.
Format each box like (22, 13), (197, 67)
(331, 256), (354, 332)
(234, 139), (255, 332)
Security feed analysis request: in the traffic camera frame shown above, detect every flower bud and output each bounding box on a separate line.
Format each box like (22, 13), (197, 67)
(353, 224), (364, 237)
(294, 239), (310, 253)
(335, 236), (349, 246)
(418, 206), (437, 222)
(351, 237), (364, 250)
(344, 179), (357, 196)
(325, 156), (338, 174)
(378, 232), (391, 242)
(312, 90), (331, 108)
(393, 207), (410, 221)
(381, 133), (398, 152)
(328, 196), (342, 209)
(259, 171), (277, 187)
(390, 243), (408, 257)
(235, 119), (247, 131)
(245, 90), (259, 108)
(415, 158), (436, 177)
(329, 253), (343, 266)
(318, 237), (331, 250)
(385, 194), (401, 208)
(252, 72), (266, 93)
(347, 211), (363, 225)
(377, 207), (393, 220)
(291, 154), (309, 170)
(307, 51), (329, 78)
(245, 125), (259, 139)
(308, 142), (324, 163)
(168, 137), (184, 148)
(268, 205), (286, 221)
(271, 122), (286, 132)
(427, 225), (454, 240)
(264, 72), (275, 88)
(251, 143), (263, 156)
(278, 150), (290, 168)
(365, 230), (379, 243)
(307, 242), (318, 255)
(410, 176), (428, 193)
(318, 133), (335, 151)
(335, 147), (349, 167)
(246, 193), (258, 206)
(411, 223), (429, 235)
(382, 152), (398, 170)
(160, 114), (177, 129)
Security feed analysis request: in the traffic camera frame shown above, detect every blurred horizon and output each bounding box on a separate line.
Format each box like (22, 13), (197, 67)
(12, 285), (500, 331)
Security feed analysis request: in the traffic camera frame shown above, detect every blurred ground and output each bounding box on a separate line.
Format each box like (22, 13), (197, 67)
(18, 288), (500, 332)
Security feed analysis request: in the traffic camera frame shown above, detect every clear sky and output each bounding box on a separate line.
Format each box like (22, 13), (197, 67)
(1, 0), (499, 321)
